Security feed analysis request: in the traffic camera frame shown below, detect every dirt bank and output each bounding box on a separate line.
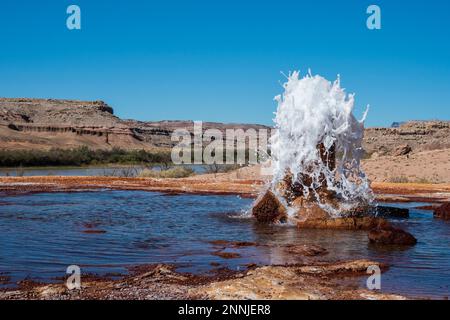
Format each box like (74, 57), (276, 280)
(0, 176), (263, 197)
(1, 176), (449, 203)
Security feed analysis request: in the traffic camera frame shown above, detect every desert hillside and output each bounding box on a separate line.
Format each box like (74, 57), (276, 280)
(1, 98), (449, 183)
(0, 98), (269, 150)
(364, 121), (450, 155)
(196, 148), (450, 184)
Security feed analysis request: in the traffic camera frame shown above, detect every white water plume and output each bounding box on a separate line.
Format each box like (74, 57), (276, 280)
(270, 71), (373, 215)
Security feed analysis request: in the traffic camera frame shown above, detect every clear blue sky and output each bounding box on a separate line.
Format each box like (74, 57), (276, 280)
(0, 0), (449, 127)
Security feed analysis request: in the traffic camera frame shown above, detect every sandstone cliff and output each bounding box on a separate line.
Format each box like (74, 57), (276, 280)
(0, 98), (448, 155)
(363, 121), (450, 156)
(0, 98), (270, 150)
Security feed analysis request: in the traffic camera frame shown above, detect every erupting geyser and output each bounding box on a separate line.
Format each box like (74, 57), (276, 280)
(251, 71), (417, 244)
(253, 71), (375, 222)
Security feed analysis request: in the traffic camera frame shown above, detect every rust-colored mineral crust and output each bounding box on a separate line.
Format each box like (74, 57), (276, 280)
(253, 143), (339, 223)
(251, 190), (287, 223)
(297, 216), (387, 230)
(251, 142), (417, 245)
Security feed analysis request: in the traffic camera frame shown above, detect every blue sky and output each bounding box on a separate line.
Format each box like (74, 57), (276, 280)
(0, 0), (449, 127)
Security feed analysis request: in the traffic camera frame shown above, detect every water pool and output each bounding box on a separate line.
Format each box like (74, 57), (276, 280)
(0, 191), (448, 299)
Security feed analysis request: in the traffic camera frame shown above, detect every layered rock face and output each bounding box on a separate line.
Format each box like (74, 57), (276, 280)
(0, 98), (141, 150)
(0, 98), (448, 153)
(0, 98), (118, 126)
(364, 121), (450, 156)
(0, 98), (270, 150)
(122, 119), (270, 148)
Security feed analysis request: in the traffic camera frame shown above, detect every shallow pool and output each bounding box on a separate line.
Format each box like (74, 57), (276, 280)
(0, 191), (448, 299)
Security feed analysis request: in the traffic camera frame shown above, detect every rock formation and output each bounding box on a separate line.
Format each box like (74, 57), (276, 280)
(368, 225), (417, 245)
(252, 141), (417, 245)
(434, 202), (450, 220)
(251, 190), (287, 223)
(364, 121), (450, 156)
(394, 144), (412, 156)
(1, 98), (448, 154)
(0, 98), (270, 150)
(190, 259), (405, 300)
(253, 142), (362, 224)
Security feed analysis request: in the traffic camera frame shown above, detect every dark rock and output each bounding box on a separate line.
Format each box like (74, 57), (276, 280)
(252, 190), (287, 223)
(434, 203), (450, 220)
(7, 123), (19, 131)
(369, 205), (409, 218)
(94, 101), (114, 114)
(368, 225), (417, 245)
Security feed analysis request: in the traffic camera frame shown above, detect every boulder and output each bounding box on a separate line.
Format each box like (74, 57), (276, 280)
(369, 205), (409, 218)
(368, 225), (417, 245)
(297, 216), (388, 230)
(252, 190), (287, 223)
(394, 144), (412, 156)
(292, 201), (329, 220)
(433, 202), (450, 220)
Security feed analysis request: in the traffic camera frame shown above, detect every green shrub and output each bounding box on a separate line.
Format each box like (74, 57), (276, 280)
(204, 164), (241, 174)
(414, 177), (432, 184)
(0, 147), (173, 167)
(138, 167), (194, 178)
(389, 176), (409, 183)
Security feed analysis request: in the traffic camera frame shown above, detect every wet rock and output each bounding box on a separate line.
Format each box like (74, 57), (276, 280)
(190, 259), (401, 300)
(414, 205), (437, 211)
(368, 225), (417, 245)
(252, 190), (287, 223)
(434, 202), (450, 220)
(208, 240), (257, 248)
(82, 222), (100, 229)
(211, 251), (241, 259)
(297, 216), (388, 230)
(0, 275), (11, 285)
(82, 229), (107, 234)
(293, 202), (330, 220)
(394, 144), (412, 156)
(193, 265), (321, 300)
(296, 259), (388, 275)
(283, 244), (328, 256)
(369, 205), (409, 218)
(132, 264), (188, 282)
